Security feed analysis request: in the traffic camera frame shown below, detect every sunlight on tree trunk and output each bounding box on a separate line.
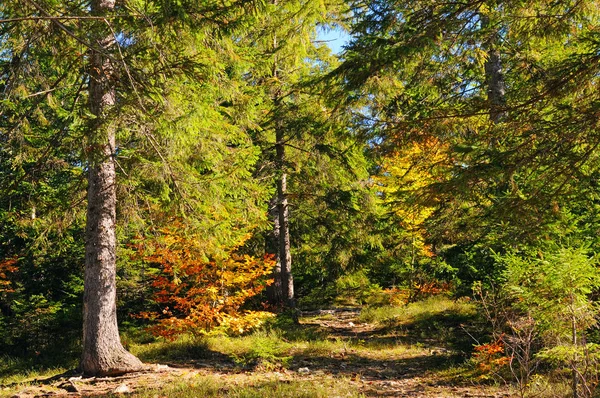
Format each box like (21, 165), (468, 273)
(276, 126), (295, 310)
(266, 196), (284, 304)
(81, 0), (143, 376)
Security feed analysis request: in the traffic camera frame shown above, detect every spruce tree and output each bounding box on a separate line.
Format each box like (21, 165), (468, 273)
(0, 0), (271, 374)
(335, 0), (600, 247)
(242, 0), (346, 308)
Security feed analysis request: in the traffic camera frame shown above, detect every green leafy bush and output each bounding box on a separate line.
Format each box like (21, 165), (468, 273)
(479, 245), (600, 397)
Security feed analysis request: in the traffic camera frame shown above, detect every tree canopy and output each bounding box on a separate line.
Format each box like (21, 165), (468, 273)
(2, 0), (600, 394)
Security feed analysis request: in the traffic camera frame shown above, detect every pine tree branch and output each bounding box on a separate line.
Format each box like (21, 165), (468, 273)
(22, 0), (116, 60)
(0, 15), (136, 24)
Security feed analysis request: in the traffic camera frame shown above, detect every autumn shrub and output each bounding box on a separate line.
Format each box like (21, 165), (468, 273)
(470, 338), (511, 381)
(133, 226), (275, 339)
(0, 257), (17, 347)
(411, 280), (452, 300)
(0, 257), (17, 296)
(217, 311), (276, 336)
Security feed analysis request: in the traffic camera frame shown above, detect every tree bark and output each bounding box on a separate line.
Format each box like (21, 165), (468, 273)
(265, 195), (284, 304)
(269, 18), (295, 310)
(81, 0), (143, 376)
(481, 14), (506, 124)
(275, 128), (295, 309)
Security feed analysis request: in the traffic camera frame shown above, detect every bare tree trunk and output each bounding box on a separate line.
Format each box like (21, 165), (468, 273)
(81, 0), (143, 376)
(270, 18), (295, 311)
(275, 127), (295, 310)
(265, 195), (283, 304)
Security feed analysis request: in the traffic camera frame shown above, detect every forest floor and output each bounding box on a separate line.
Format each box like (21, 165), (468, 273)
(2, 297), (516, 397)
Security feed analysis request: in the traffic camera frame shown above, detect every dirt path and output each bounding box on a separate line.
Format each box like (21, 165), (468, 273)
(6, 309), (514, 397)
(297, 309), (512, 398)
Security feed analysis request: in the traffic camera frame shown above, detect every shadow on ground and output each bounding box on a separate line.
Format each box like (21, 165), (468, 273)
(290, 351), (462, 381)
(134, 341), (237, 370)
(303, 307), (481, 354)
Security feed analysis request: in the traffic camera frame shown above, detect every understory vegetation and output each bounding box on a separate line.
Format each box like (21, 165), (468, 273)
(2, 292), (600, 397)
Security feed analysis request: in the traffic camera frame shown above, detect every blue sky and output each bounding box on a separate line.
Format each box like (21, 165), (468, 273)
(317, 26), (350, 55)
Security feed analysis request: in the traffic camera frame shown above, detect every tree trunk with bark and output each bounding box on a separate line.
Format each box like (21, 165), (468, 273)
(275, 127), (295, 309)
(265, 195), (284, 304)
(267, 21), (295, 310)
(482, 14), (506, 124)
(81, 0), (144, 376)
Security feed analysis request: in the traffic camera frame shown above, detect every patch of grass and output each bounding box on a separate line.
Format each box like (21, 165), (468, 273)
(4, 296), (510, 398)
(0, 356), (69, 398)
(122, 374), (364, 398)
(297, 338), (347, 357)
(359, 296), (475, 325)
(206, 330), (293, 370)
(524, 374), (571, 398)
(0, 335), (80, 397)
(129, 334), (214, 364)
(128, 323), (427, 374)
(121, 326), (158, 347)
(359, 305), (406, 324)
(357, 340), (427, 359)
(359, 296), (479, 353)
(0, 329), (81, 392)
(0, 362), (67, 386)
(130, 329), (295, 370)
(265, 313), (328, 342)
(0, 355), (31, 381)
(432, 360), (480, 384)
(0, 353), (77, 386)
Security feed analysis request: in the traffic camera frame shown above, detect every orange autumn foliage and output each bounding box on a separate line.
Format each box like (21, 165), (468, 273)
(472, 338), (511, 377)
(412, 280), (452, 297)
(132, 227), (275, 339)
(0, 257), (18, 294)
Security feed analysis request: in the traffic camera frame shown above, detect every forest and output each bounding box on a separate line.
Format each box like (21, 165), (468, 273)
(2, 0), (600, 397)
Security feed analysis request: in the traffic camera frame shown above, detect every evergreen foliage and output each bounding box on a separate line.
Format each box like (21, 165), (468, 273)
(2, 0), (600, 391)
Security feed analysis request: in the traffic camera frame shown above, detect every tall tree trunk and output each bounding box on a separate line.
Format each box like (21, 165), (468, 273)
(481, 14), (506, 124)
(275, 125), (295, 310)
(265, 195), (283, 304)
(81, 0), (143, 376)
(269, 18), (294, 310)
